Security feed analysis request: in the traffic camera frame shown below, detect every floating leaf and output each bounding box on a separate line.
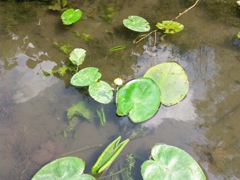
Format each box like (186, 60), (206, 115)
(69, 48), (86, 66)
(123, 16), (150, 32)
(141, 144), (206, 180)
(32, 157), (95, 180)
(92, 136), (129, 174)
(89, 80), (113, 104)
(70, 67), (102, 87)
(67, 101), (93, 120)
(116, 78), (161, 123)
(156, 20), (184, 34)
(144, 62), (189, 106)
(61, 8), (82, 25)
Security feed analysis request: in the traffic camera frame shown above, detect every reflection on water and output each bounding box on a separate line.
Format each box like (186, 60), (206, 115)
(0, 0), (239, 179)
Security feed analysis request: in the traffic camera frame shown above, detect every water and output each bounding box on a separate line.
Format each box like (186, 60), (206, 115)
(0, 0), (240, 179)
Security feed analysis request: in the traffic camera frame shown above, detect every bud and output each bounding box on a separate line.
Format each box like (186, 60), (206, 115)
(114, 78), (123, 86)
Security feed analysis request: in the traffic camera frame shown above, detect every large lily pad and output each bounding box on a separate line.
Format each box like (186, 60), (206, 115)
(123, 16), (150, 32)
(32, 157), (95, 180)
(144, 62), (189, 106)
(89, 80), (113, 104)
(61, 8), (82, 25)
(116, 78), (161, 123)
(69, 48), (86, 66)
(70, 67), (101, 87)
(92, 136), (129, 174)
(141, 144), (206, 180)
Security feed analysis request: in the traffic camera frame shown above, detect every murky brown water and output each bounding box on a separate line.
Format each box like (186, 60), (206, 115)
(0, 0), (240, 179)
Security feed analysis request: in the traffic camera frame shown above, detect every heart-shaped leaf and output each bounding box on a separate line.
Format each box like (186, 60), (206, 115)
(89, 80), (113, 104)
(156, 20), (184, 34)
(141, 144), (206, 180)
(70, 67), (101, 87)
(69, 48), (86, 66)
(116, 77), (161, 123)
(32, 157), (95, 180)
(123, 16), (150, 32)
(61, 8), (82, 25)
(144, 62), (189, 106)
(92, 136), (129, 174)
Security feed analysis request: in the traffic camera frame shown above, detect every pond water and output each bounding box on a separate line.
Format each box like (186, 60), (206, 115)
(0, 0), (240, 179)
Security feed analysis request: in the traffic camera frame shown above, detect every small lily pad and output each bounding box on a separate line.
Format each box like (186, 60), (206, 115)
(69, 48), (86, 66)
(116, 78), (161, 123)
(144, 62), (189, 106)
(141, 144), (206, 180)
(156, 20), (184, 34)
(123, 16), (150, 32)
(61, 8), (82, 25)
(32, 157), (95, 180)
(89, 80), (113, 104)
(70, 67), (102, 87)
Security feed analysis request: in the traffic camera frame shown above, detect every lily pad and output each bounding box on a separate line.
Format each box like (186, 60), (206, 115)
(32, 157), (95, 180)
(141, 144), (206, 180)
(123, 16), (150, 32)
(116, 78), (161, 123)
(89, 80), (113, 104)
(92, 136), (129, 174)
(156, 20), (184, 34)
(144, 62), (189, 106)
(61, 8), (82, 25)
(69, 48), (86, 66)
(70, 67), (102, 87)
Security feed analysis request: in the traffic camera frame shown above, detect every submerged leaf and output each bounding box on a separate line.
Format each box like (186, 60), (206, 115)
(141, 144), (206, 180)
(156, 20), (184, 34)
(67, 101), (93, 120)
(70, 67), (102, 87)
(89, 80), (113, 104)
(123, 16), (150, 32)
(32, 157), (95, 180)
(92, 136), (129, 174)
(61, 8), (82, 25)
(144, 62), (189, 106)
(116, 78), (161, 123)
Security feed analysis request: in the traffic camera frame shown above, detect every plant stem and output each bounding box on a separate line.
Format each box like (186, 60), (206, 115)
(58, 144), (102, 157)
(172, 0), (201, 21)
(98, 168), (126, 179)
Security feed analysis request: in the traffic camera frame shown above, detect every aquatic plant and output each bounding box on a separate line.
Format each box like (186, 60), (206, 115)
(61, 8), (82, 25)
(97, 106), (106, 126)
(123, 16), (150, 32)
(92, 136), (129, 174)
(69, 48), (86, 67)
(48, 0), (68, 11)
(237, 32), (240, 39)
(109, 45), (126, 52)
(53, 41), (73, 54)
(141, 144), (206, 180)
(156, 20), (184, 34)
(32, 157), (95, 180)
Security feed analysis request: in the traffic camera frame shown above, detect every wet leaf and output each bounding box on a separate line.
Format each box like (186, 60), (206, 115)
(156, 21), (184, 34)
(61, 8), (82, 25)
(32, 157), (95, 180)
(123, 16), (150, 32)
(116, 78), (161, 123)
(92, 136), (129, 174)
(144, 62), (189, 106)
(89, 80), (113, 104)
(69, 48), (86, 66)
(70, 67), (101, 87)
(141, 144), (206, 180)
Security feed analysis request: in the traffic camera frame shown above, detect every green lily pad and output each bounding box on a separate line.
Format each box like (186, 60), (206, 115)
(141, 144), (206, 180)
(156, 20), (184, 34)
(123, 16), (150, 32)
(116, 77), (161, 123)
(70, 67), (102, 87)
(92, 136), (129, 174)
(61, 8), (82, 25)
(89, 80), (113, 104)
(32, 157), (95, 180)
(144, 62), (189, 106)
(69, 48), (86, 66)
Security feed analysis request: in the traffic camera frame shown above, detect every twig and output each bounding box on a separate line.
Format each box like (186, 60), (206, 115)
(58, 144), (102, 157)
(172, 0), (201, 21)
